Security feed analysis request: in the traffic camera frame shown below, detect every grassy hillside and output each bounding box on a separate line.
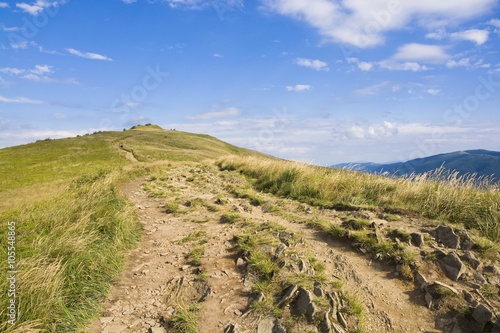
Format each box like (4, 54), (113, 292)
(0, 125), (262, 332)
(217, 155), (500, 242)
(0, 126), (258, 211)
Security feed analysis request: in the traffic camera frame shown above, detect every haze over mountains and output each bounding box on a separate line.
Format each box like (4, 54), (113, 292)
(331, 150), (500, 182)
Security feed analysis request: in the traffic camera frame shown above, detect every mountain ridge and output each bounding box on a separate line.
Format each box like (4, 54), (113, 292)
(331, 149), (500, 181)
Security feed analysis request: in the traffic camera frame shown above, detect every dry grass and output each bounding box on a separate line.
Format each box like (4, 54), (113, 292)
(217, 156), (500, 242)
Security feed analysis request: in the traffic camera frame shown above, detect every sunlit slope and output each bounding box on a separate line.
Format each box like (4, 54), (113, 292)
(0, 125), (261, 210)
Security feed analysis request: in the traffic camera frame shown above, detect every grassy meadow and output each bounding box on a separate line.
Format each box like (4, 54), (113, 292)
(0, 125), (258, 332)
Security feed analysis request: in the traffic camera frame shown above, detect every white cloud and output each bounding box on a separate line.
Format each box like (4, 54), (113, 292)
(122, 0), (137, 3)
(0, 95), (44, 104)
(294, 57), (329, 71)
(357, 61), (373, 72)
(426, 89), (440, 95)
(354, 82), (389, 95)
(1, 64), (54, 81)
(286, 84), (312, 92)
(187, 107), (241, 120)
(425, 29), (448, 40)
(393, 43), (449, 63)
(0, 2), (9, 8)
(212, 53), (224, 58)
(378, 61), (428, 72)
(16, 0), (64, 16)
(262, 0), (496, 48)
(66, 48), (113, 61)
(446, 58), (471, 68)
(450, 29), (489, 45)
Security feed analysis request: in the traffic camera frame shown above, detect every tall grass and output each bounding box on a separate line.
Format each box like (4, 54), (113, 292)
(0, 171), (142, 332)
(217, 156), (500, 242)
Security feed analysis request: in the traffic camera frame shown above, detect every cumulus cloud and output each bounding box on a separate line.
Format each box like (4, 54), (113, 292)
(294, 58), (329, 71)
(393, 43), (449, 63)
(187, 107), (241, 120)
(286, 84), (312, 92)
(16, 0), (64, 16)
(0, 2), (9, 8)
(262, 0), (496, 48)
(66, 48), (113, 61)
(450, 29), (489, 45)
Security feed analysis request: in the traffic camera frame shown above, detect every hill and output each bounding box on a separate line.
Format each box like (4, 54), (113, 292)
(0, 128), (499, 333)
(332, 150), (500, 182)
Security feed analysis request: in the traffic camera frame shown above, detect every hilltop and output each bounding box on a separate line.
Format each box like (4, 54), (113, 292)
(0, 126), (499, 333)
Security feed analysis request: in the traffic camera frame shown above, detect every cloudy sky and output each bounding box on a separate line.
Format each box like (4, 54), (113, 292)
(1, 0), (499, 165)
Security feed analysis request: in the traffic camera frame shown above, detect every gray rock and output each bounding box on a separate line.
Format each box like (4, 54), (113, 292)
(439, 252), (467, 281)
(435, 225), (460, 249)
(277, 284), (298, 308)
(461, 251), (482, 270)
(337, 312), (348, 329)
(293, 287), (317, 322)
(257, 317), (287, 333)
(224, 323), (242, 333)
(319, 309), (334, 333)
(314, 281), (325, 297)
(472, 304), (493, 325)
(491, 323), (500, 333)
(411, 232), (425, 247)
(414, 271), (429, 290)
(275, 243), (287, 256)
(456, 229), (475, 250)
(278, 231), (294, 246)
(425, 292), (433, 309)
(473, 272), (486, 284)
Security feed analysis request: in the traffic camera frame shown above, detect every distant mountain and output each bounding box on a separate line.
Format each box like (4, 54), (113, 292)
(331, 150), (500, 182)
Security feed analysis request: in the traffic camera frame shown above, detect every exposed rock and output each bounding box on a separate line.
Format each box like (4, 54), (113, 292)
(473, 272), (486, 285)
(236, 257), (246, 267)
(456, 229), (475, 250)
(105, 325), (128, 333)
(292, 287), (317, 322)
(434, 225), (460, 249)
(224, 323), (243, 333)
(257, 317), (286, 333)
(337, 311), (348, 329)
(461, 251), (482, 270)
(259, 244), (275, 256)
(278, 231), (294, 246)
(275, 243), (287, 256)
(414, 271), (429, 291)
(411, 232), (425, 247)
(277, 284), (298, 308)
(439, 252), (467, 281)
(425, 292), (433, 309)
(319, 309), (334, 333)
(492, 322), (500, 333)
(472, 304), (493, 327)
(483, 265), (500, 285)
(314, 281), (325, 297)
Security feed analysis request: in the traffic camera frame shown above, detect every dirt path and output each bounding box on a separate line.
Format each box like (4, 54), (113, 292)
(88, 163), (444, 333)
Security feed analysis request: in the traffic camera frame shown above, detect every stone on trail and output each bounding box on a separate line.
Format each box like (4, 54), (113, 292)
(434, 225), (460, 249)
(438, 252), (466, 281)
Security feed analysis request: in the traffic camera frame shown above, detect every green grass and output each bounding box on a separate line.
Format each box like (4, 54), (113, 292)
(0, 171), (141, 332)
(0, 126), (268, 332)
(167, 306), (199, 333)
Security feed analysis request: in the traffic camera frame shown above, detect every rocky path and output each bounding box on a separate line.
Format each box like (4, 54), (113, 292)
(88, 163), (499, 333)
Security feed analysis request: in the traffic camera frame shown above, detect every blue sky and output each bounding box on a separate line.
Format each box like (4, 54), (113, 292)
(1, 0), (499, 165)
